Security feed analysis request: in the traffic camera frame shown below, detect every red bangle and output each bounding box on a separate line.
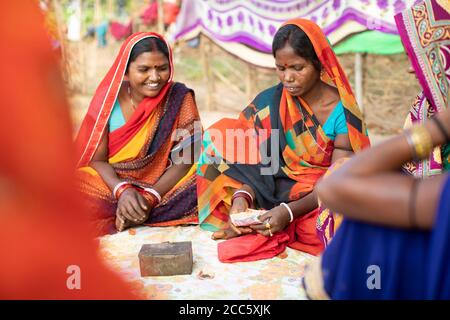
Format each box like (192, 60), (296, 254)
(137, 188), (159, 206)
(115, 183), (133, 199)
(232, 192), (253, 208)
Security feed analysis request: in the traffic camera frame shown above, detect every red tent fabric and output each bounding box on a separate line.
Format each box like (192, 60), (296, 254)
(141, 2), (180, 26)
(110, 21), (133, 41)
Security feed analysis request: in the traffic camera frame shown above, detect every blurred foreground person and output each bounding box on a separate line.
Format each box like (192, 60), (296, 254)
(304, 100), (450, 300)
(303, 0), (450, 299)
(316, 0), (450, 246)
(0, 1), (139, 299)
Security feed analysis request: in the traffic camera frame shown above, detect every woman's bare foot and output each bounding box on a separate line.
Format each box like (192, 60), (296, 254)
(211, 226), (254, 240)
(212, 228), (239, 240)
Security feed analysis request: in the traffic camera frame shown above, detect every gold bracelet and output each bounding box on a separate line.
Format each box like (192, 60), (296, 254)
(405, 125), (433, 160)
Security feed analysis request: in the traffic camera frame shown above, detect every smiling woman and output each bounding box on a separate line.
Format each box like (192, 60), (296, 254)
(196, 19), (370, 262)
(75, 33), (202, 236)
(126, 38), (171, 99)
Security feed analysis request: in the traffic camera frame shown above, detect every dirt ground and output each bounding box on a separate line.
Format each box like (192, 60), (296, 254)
(66, 38), (420, 142)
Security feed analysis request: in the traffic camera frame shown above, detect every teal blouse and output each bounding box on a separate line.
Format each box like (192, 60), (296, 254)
(322, 100), (348, 140)
(108, 99), (126, 132)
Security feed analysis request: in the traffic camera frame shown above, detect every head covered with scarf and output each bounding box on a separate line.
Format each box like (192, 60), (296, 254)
(278, 18), (370, 159)
(198, 18), (370, 260)
(76, 32), (200, 235)
(75, 32), (174, 167)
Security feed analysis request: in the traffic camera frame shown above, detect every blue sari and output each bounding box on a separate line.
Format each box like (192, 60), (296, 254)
(304, 175), (450, 299)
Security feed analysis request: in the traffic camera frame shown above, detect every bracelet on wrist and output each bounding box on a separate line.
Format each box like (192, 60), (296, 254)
(113, 181), (133, 199)
(232, 190), (253, 208)
(141, 187), (162, 204)
(233, 190), (254, 202)
(130, 184), (162, 204)
(137, 189), (159, 206)
(280, 202), (294, 223)
(404, 125), (433, 161)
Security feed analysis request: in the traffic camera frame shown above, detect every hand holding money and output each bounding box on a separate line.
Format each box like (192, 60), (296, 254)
(230, 209), (267, 227)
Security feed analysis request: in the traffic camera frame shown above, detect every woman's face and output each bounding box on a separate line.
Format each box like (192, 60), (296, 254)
(126, 50), (170, 98)
(275, 43), (320, 97)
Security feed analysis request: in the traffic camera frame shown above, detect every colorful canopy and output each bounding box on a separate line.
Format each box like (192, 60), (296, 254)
(169, 0), (414, 67)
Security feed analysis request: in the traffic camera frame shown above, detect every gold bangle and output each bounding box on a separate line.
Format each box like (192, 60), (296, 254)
(405, 125), (433, 160)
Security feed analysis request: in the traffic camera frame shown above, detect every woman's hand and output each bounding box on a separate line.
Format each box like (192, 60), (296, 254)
(228, 197), (254, 236)
(211, 197), (254, 239)
(250, 204), (291, 236)
(117, 188), (150, 224)
(229, 196), (248, 215)
(115, 211), (127, 232)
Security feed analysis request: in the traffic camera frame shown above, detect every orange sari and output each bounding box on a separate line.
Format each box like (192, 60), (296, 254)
(76, 33), (201, 236)
(197, 19), (369, 262)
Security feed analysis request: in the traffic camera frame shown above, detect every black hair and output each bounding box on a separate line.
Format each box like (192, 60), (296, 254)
(272, 24), (321, 71)
(126, 37), (170, 71)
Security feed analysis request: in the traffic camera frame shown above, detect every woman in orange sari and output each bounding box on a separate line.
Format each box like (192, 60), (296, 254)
(76, 32), (201, 236)
(196, 19), (370, 262)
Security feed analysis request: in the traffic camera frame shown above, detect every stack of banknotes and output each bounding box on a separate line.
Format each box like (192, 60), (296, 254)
(230, 209), (267, 227)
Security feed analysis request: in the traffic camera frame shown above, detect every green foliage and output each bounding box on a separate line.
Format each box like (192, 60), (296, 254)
(175, 56), (203, 81)
(59, 0), (132, 31)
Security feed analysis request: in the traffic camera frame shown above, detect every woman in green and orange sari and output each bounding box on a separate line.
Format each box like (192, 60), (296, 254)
(197, 19), (370, 262)
(76, 32), (201, 236)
